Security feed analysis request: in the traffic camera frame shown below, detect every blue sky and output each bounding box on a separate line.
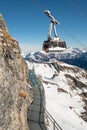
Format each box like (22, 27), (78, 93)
(0, 0), (87, 52)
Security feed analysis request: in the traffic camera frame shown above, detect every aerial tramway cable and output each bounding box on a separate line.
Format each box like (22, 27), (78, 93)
(31, 0), (44, 11)
(61, 0), (87, 48)
(31, 0), (87, 48)
(66, 0), (87, 19)
(59, 25), (86, 48)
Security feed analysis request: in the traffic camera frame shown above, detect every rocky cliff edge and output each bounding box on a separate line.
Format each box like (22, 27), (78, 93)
(0, 14), (33, 130)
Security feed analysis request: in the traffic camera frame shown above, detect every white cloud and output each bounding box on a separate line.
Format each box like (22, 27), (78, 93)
(20, 43), (42, 54)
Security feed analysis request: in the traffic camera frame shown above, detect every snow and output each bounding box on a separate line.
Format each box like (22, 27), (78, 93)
(48, 46), (66, 51)
(43, 83), (86, 130)
(27, 61), (87, 130)
(25, 47), (87, 70)
(25, 48), (87, 130)
(34, 63), (54, 79)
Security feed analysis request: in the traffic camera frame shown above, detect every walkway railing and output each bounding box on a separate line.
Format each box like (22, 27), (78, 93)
(44, 107), (62, 130)
(28, 68), (62, 130)
(37, 77), (62, 130)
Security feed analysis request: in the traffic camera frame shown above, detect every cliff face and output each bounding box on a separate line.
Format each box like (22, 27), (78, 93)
(0, 14), (32, 130)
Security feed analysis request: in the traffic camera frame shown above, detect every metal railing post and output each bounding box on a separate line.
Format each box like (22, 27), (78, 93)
(53, 120), (55, 130)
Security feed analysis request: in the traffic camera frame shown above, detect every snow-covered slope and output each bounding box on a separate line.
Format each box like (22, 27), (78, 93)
(27, 60), (87, 130)
(26, 47), (87, 129)
(25, 47), (87, 70)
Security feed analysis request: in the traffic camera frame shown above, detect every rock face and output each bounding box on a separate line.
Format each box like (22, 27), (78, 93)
(0, 14), (33, 130)
(0, 13), (8, 32)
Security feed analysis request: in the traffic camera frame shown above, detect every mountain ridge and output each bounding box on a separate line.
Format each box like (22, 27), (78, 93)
(25, 47), (87, 70)
(26, 48), (87, 130)
(26, 60), (87, 130)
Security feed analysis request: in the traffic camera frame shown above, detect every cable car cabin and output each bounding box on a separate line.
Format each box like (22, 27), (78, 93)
(43, 39), (67, 52)
(43, 10), (67, 52)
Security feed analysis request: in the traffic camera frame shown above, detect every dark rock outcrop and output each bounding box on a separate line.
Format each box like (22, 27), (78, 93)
(0, 14), (33, 130)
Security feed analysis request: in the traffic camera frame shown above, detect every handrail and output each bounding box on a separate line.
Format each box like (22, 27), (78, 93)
(44, 107), (62, 130)
(29, 69), (62, 130)
(37, 79), (62, 130)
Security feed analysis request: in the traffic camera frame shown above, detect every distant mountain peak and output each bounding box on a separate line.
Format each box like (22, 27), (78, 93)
(25, 48), (87, 70)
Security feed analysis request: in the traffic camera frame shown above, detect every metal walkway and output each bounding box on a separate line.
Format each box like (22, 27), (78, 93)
(27, 69), (47, 130)
(27, 68), (62, 130)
